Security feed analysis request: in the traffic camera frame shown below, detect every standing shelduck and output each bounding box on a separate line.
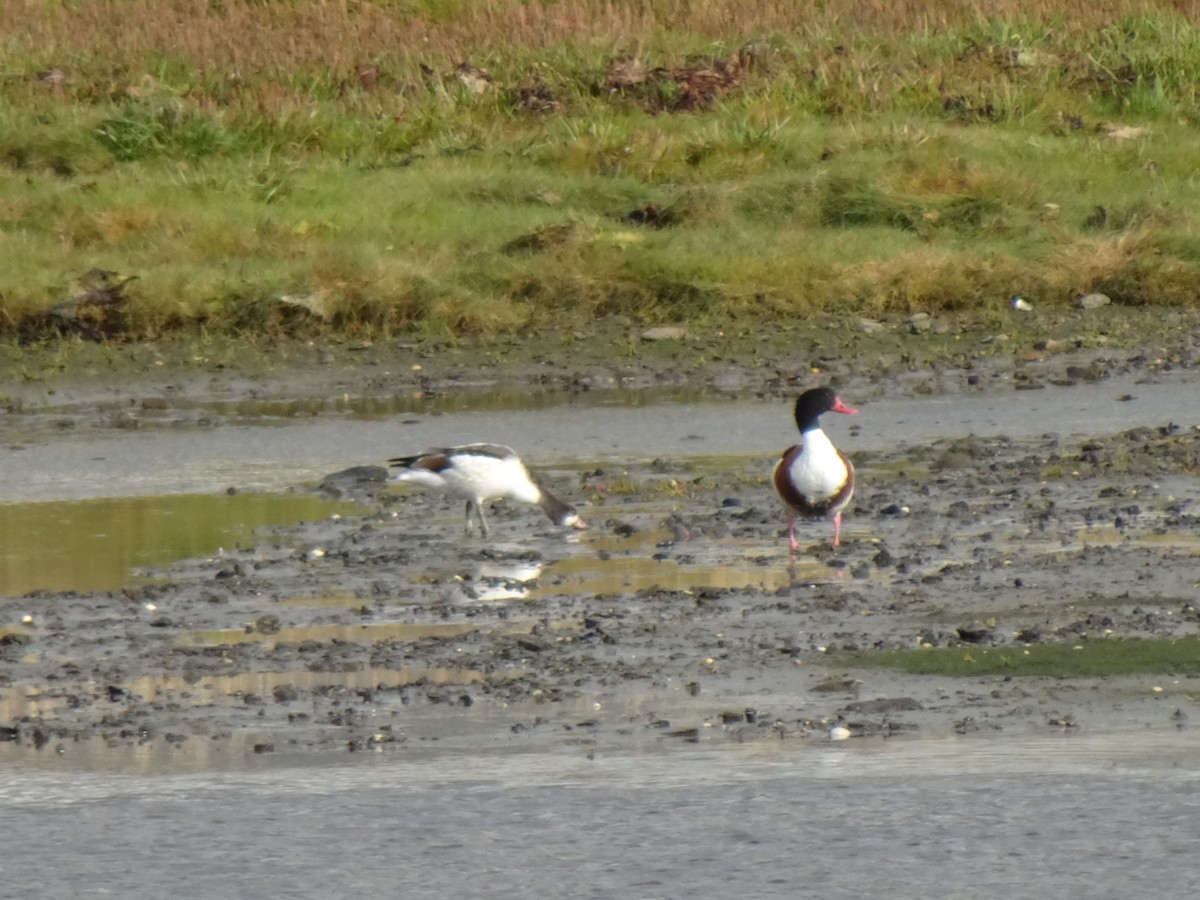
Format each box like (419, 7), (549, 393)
(773, 387), (857, 551)
(389, 443), (586, 536)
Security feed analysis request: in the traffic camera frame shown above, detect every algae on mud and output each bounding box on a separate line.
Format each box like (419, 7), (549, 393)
(836, 636), (1200, 678)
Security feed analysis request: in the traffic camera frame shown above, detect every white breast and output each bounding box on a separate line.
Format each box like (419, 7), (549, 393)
(787, 429), (847, 500)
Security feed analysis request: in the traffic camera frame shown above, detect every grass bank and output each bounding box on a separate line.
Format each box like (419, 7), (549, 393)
(2, 1), (1200, 344)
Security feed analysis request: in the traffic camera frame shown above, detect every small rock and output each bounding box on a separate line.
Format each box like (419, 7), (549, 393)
(859, 318), (886, 335)
(1075, 292), (1111, 309)
(842, 697), (922, 714)
(253, 615), (282, 635)
(908, 313), (932, 334)
(641, 326), (687, 342)
(955, 623), (995, 644)
(273, 685), (299, 703)
(320, 465), (388, 495)
(811, 677), (861, 694)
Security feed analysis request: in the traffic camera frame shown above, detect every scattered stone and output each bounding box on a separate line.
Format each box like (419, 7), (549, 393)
(811, 677), (861, 694)
(859, 318), (886, 335)
(842, 697), (923, 714)
(955, 623), (996, 644)
(908, 312), (932, 334)
(253, 615), (282, 635)
(1075, 292), (1111, 309)
(641, 326), (687, 342)
(273, 685), (299, 703)
(319, 465), (388, 496)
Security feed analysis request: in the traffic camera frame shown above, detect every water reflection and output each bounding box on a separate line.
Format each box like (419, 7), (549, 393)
(0, 493), (359, 596)
(172, 384), (727, 424)
(452, 559), (545, 602)
(120, 664), (489, 702)
(530, 528), (840, 597)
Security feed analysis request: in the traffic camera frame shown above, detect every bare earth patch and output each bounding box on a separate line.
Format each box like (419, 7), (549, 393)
(1, 309), (1199, 769)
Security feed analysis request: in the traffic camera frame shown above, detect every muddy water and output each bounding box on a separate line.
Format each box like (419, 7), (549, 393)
(1, 733), (1197, 899)
(0, 492), (358, 595)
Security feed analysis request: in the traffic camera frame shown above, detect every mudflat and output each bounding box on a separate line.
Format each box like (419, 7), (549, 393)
(1, 310), (1198, 770)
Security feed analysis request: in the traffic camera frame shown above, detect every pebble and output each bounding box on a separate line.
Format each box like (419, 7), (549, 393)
(641, 326), (687, 341)
(859, 318), (886, 335)
(829, 724), (852, 741)
(908, 312), (932, 334)
(1075, 292), (1111, 309)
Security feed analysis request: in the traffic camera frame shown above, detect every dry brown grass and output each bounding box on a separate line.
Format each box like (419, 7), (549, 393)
(842, 249), (1026, 313)
(6, 1), (1200, 340)
(1042, 231), (1200, 305)
(7, 0), (1198, 84)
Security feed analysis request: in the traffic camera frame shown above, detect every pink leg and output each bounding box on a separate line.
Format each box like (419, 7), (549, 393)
(787, 513), (800, 553)
(832, 512), (842, 547)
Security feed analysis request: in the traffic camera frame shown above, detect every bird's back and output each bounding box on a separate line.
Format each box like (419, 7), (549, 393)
(390, 444), (538, 504)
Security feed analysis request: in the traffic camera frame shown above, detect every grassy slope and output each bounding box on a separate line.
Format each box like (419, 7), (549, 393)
(2, 1), (1200, 341)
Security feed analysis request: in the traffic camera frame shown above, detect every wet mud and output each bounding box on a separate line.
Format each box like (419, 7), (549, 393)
(2, 318), (1200, 770)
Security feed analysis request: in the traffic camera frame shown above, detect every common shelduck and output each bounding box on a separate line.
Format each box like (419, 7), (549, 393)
(773, 387), (857, 551)
(389, 443), (587, 536)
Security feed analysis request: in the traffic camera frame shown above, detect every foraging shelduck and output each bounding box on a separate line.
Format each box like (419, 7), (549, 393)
(389, 443), (586, 536)
(773, 387), (857, 551)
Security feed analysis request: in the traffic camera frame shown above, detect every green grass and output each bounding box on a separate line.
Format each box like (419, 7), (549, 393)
(4, 2), (1200, 342)
(836, 636), (1200, 678)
